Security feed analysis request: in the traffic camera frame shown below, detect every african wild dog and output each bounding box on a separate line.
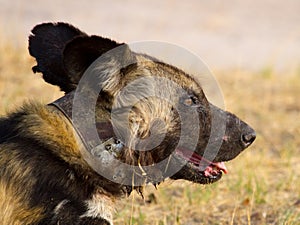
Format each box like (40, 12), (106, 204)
(0, 23), (256, 224)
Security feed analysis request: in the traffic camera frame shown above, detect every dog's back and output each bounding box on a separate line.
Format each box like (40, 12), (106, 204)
(0, 106), (45, 224)
(0, 104), (115, 224)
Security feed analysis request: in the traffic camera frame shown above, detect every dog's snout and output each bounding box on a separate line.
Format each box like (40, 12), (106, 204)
(241, 130), (256, 147)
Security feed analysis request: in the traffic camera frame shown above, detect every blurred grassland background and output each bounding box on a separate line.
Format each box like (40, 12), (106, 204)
(0, 0), (300, 224)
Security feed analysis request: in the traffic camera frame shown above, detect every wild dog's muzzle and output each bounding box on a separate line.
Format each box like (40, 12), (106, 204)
(206, 103), (256, 163)
(171, 103), (256, 184)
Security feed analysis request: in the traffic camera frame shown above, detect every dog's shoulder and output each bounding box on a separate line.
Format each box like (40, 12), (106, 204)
(0, 102), (116, 224)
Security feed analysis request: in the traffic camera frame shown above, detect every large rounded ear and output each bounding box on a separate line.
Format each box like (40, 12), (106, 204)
(29, 22), (87, 92)
(63, 37), (136, 94)
(62, 35), (122, 85)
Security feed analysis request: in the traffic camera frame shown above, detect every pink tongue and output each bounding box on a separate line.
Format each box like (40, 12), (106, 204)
(175, 148), (228, 174)
(204, 162), (228, 176)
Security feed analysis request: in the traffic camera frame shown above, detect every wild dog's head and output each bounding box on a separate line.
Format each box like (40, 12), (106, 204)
(29, 23), (256, 189)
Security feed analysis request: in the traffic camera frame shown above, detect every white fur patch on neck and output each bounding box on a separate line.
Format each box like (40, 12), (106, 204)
(80, 193), (115, 225)
(54, 199), (70, 215)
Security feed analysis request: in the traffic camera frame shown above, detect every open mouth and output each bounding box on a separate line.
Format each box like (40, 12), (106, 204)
(175, 148), (228, 183)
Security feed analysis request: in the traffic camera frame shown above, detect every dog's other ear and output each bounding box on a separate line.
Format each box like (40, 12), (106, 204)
(62, 35), (122, 86)
(29, 22), (86, 92)
(63, 37), (136, 94)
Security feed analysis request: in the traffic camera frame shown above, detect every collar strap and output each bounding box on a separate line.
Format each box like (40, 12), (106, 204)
(49, 92), (165, 187)
(49, 91), (115, 151)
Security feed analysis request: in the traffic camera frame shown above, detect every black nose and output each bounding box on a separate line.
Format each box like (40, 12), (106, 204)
(241, 131), (256, 147)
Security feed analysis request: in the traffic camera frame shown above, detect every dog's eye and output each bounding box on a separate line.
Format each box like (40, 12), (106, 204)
(183, 95), (200, 107)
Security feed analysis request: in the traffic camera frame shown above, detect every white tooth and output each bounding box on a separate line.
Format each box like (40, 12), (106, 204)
(217, 162), (228, 174)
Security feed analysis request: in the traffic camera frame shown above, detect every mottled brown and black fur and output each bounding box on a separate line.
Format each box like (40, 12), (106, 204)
(0, 23), (256, 224)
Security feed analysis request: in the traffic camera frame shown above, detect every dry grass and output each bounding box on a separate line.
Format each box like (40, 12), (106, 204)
(0, 39), (62, 113)
(0, 39), (299, 225)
